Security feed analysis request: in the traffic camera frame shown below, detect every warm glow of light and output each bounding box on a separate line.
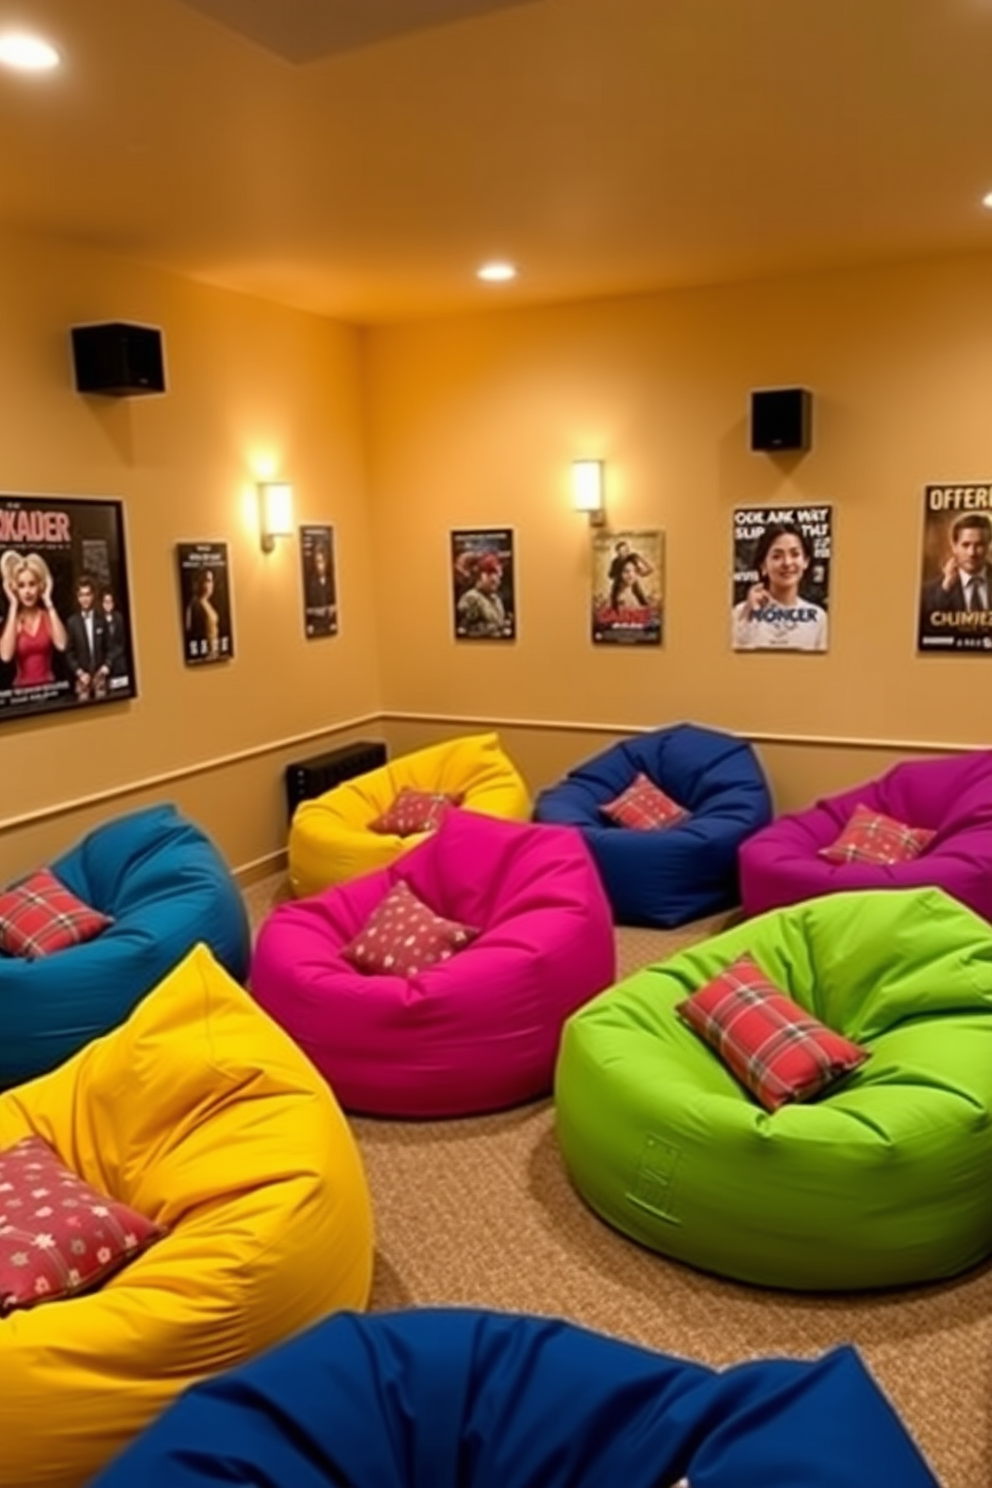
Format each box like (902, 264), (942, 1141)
(258, 482), (294, 551)
(983, 190), (992, 210)
(477, 262), (517, 283)
(0, 32), (61, 71)
(572, 460), (604, 513)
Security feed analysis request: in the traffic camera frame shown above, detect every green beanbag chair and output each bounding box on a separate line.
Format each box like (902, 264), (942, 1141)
(555, 886), (992, 1290)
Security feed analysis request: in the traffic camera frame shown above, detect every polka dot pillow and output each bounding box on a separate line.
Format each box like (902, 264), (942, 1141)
(600, 772), (689, 831)
(342, 879), (480, 978)
(0, 1135), (167, 1315)
(818, 803), (936, 865)
(368, 788), (461, 838)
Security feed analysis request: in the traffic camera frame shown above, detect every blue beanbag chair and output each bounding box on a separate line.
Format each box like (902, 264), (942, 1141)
(534, 723), (772, 927)
(91, 1308), (937, 1488)
(0, 803), (250, 1090)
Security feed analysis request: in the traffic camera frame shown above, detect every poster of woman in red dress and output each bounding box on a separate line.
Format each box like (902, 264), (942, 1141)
(0, 493), (137, 722)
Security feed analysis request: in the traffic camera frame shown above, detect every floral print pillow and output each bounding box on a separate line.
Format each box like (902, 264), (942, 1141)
(0, 1135), (166, 1314)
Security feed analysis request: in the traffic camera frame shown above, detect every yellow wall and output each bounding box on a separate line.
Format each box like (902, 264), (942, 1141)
(365, 251), (991, 803)
(3, 240), (990, 880)
(0, 229), (382, 880)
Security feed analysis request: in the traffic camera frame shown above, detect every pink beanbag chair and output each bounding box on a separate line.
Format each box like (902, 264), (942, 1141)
(251, 809), (616, 1117)
(739, 750), (992, 922)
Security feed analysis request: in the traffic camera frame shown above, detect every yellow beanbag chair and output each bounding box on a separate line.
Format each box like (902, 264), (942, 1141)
(0, 943), (374, 1488)
(288, 731), (532, 896)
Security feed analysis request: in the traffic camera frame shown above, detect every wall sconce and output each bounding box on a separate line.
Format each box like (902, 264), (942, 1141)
(258, 481), (294, 553)
(572, 459), (605, 526)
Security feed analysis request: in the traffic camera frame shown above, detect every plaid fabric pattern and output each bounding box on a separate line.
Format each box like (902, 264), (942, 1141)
(676, 955), (870, 1112)
(818, 803), (936, 866)
(0, 867), (113, 960)
(343, 879), (480, 978)
(599, 772), (689, 831)
(369, 788), (461, 838)
(0, 1135), (166, 1315)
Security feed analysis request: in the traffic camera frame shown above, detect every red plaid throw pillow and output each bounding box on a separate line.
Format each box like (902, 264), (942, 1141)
(675, 955), (870, 1112)
(600, 772), (689, 831)
(0, 1136), (167, 1315)
(342, 879), (480, 977)
(818, 803), (936, 866)
(0, 867), (113, 960)
(369, 788), (461, 838)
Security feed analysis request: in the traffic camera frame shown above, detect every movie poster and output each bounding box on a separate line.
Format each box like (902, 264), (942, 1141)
(591, 530), (664, 646)
(916, 482), (992, 655)
(451, 528), (516, 641)
(176, 541), (235, 666)
(0, 493), (137, 723)
(731, 503), (832, 652)
(299, 524), (337, 639)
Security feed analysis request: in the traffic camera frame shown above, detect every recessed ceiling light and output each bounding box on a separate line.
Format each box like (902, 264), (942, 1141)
(0, 32), (61, 71)
(477, 262), (517, 283)
(982, 190), (992, 210)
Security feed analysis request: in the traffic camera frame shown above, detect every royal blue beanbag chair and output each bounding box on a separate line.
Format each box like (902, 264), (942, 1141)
(0, 803), (250, 1089)
(90, 1308), (938, 1488)
(534, 723), (773, 927)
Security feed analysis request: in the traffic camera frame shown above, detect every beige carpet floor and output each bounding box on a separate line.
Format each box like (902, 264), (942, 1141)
(244, 873), (991, 1488)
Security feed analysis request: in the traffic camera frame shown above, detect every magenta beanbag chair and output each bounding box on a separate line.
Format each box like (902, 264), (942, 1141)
(251, 809), (616, 1117)
(740, 750), (992, 921)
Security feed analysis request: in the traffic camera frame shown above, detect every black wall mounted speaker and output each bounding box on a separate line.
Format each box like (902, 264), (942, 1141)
(750, 387), (812, 453)
(71, 322), (166, 396)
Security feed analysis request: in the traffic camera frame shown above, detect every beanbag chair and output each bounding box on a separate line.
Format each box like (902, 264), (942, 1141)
(254, 809), (615, 1117)
(90, 1308), (939, 1488)
(0, 803), (251, 1090)
(739, 749), (992, 922)
(289, 731), (531, 897)
(534, 722), (772, 927)
(0, 943), (374, 1488)
(556, 886), (992, 1290)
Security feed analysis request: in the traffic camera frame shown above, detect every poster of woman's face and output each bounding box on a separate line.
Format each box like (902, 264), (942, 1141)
(451, 528), (516, 641)
(299, 524), (338, 639)
(731, 505), (832, 652)
(591, 529), (664, 645)
(176, 541), (234, 666)
(0, 492), (138, 723)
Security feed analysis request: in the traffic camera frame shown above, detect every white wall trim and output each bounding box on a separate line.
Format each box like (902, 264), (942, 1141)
(381, 709), (984, 756)
(0, 712), (382, 835)
(3, 707), (981, 839)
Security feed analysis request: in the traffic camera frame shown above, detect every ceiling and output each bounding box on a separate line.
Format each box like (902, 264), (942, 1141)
(0, 0), (990, 324)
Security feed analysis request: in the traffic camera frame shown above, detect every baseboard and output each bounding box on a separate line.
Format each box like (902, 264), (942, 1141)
(234, 848), (288, 887)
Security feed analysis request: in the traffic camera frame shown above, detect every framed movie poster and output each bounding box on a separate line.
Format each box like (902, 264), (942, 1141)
(591, 529), (664, 645)
(916, 482), (992, 654)
(451, 528), (516, 641)
(731, 504), (832, 652)
(0, 492), (137, 723)
(176, 541), (235, 666)
(299, 524), (338, 639)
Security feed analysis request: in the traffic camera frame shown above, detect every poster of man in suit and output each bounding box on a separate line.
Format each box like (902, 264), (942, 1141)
(0, 492), (137, 723)
(917, 483), (992, 654)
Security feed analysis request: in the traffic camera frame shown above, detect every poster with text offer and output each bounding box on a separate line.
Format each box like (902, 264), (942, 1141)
(916, 482), (992, 654)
